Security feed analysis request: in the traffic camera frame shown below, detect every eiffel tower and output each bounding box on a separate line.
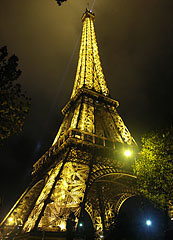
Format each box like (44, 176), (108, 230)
(0, 9), (137, 240)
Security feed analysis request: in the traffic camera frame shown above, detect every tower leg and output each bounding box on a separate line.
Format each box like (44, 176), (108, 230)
(33, 148), (71, 230)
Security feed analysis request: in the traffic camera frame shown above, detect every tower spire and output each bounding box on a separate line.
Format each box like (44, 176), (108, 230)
(52, 9), (135, 147)
(71, 9), (109, 98)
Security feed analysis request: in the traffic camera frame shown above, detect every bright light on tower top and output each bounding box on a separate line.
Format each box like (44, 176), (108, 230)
(82, 8), (95, 22)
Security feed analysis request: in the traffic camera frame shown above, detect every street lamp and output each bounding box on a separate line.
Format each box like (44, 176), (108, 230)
(146, 219), (152, 226)
(79, 222), (83, 227)
(145, 219), (152, 240)
(124, 149), (132, 157)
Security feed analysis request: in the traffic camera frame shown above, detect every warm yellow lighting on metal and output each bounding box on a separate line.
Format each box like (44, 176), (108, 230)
(71, 10), (109, 98)
(8, 217), (14, 224)
(124, 150), (132, 157)
(59, 221), (66, 231)
(0, 9), (138, 239)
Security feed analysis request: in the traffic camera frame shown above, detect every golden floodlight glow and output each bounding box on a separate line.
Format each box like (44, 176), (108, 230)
(124, 150), (132, 157)
(8, 217), (14, 224)
(59, 221), (66, 230)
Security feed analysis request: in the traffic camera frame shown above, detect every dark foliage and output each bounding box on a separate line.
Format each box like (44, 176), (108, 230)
(0, 46), (30, 144)
(134, 127), (173, 210)
(55, 0), (67, 6)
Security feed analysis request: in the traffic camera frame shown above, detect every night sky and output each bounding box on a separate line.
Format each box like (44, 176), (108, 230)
(0, 0), (173, 227)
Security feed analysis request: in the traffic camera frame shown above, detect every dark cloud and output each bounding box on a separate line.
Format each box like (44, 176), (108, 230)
(0, 0), (173, 219)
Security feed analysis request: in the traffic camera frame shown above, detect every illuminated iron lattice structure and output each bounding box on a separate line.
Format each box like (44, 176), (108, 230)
(0, 9), (137, 240)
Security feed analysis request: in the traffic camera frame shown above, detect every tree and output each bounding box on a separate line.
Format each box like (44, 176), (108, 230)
(55, 0), (67, 6)
(134, 127), (173, 211)
(0, 46), (30, 144)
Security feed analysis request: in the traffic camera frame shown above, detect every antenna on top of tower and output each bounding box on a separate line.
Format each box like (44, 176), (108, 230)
(91, 0), (96, 11)
(85, 0), (96, 12)
(86, 0), (90, 9)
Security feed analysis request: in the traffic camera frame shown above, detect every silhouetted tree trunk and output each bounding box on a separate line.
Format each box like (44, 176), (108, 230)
(66, 212), (75, 240)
